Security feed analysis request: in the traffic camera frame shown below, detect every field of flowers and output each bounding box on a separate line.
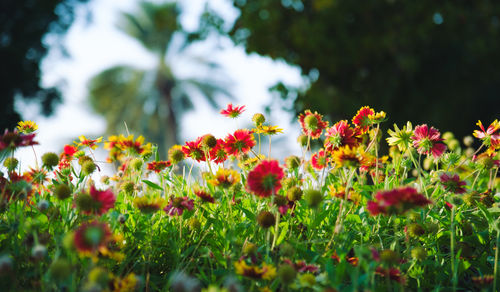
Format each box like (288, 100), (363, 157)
(0, 105), (499, 291)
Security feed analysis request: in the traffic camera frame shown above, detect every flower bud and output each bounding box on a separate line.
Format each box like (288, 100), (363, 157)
(3, 157), (18, 171)
(304, 189), (323, 208)
(37, 200), (49, 212)
(168, 145), (185, 164)
(257, 210), (275, 229)
(130, 158), (143, 171)
(406, 223), (426, 238)
(287, 187), (303, 201)
(411, 247), (427, 261)
(54, 184), (72, 200)
(81, 160), (96, 175)
(297, 135), (308, 147)
(75, 193), (93, 212)
(49, 258), (72, 281)
(252, 113), (266, 127)
(379, 249), (399, 265)
(121, 181), (135, 195)
(278, 264), (296, 285)
(463, 135), (474, 147)
(202, 134), (217, 149)
(242, 242), (257, 255)
(41, 152), (59, 170)
(285, 155), (301, 170)
(31, 244), (47, 261)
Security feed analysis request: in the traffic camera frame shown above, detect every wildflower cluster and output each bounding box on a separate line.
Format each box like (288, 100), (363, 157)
(0, 107), (499, 291)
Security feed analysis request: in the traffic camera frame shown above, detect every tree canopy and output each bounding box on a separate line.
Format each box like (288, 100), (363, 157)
(0, 0), (89, 131)
(205, 0), (500, 138)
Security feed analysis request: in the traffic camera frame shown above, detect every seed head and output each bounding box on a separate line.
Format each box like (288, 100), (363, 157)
(41, 152), (59, 170)
(3, 157), (18, 171)
(278, 264), (297, 285)
(304, 189), (323, 208)
(252, 113), (266, 127)
(81, 161), (96, 175)
(287, 187), (303, 201)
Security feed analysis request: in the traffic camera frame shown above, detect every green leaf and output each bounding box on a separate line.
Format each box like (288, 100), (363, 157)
(276, 221), (289, 246)
(142, 179), (163, 191)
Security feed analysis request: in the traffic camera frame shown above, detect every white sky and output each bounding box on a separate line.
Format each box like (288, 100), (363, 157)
(14, 0), (305, 170)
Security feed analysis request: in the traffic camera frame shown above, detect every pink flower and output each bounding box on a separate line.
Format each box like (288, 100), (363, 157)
(367, 187), (432, 216)
(182, 137), (206, 162)
(324, 120), (361, 151)
(439, 173), (467, 194)
(220, 103), (246, 118)
(411, 124), (447, 158)
(164, 196), (194, 216)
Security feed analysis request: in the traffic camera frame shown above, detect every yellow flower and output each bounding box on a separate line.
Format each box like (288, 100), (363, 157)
(17, 120), (38, 134)
(77, 135), (103, 150)
(133, 196), (165, 214)
(255, 125), (284, 136)
(368, 111), (387, 124)
(113, 273), (138, 292)
(332, 146), (370, 168)
(206, 168), (241, 188)
(234, 260), (276, 280)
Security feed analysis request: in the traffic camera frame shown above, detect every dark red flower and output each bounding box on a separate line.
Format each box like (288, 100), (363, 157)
(324, 120), (361, 151)
(209, 139), (228, 164)
(439, 173), (467, 194)
(298, 110), (329, 139)
(88, 185), (116, 216)
(164, 196), (194, 216)
(412, 124), (447, 158)
(73, 221), (112, 253)
(375, 267), (406, 284)
(246, 159), (284, 198)
(0, 130), (38, 151)
(182, 137), (206, 162)
(283, 259), (319, 273)
(220, 103), (246, 118)
(147, 161), (171, 173)
(194, 189), (215, 203)
(224, 129), (256, 156)
(367, 187), (432, 216)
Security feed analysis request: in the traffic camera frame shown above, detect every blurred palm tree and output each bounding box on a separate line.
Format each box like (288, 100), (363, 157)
(88, 1), (230, 157)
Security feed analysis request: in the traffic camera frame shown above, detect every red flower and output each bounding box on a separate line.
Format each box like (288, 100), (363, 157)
(375, 267), (406, 284)
(194, 189), (215, 203)
(352, 106), (374, 134)
(182, 137), (206, 162)
(220, 103), (246, 118)
(246, 159), (284, 198)
(311, 149), (328, 170)
(283, 259), (319, 273)
(164, 196), (194, 216)
(367, 187), (432, 216)
(209, 139), (228, 164)
(324, 120), (361, 151)
(224, 129), (256, 156)
(0, 130), (38, 151)
(87, 185), (116, 216)
(411, 124), (447, 158)
(147, 161), (171, 173)
(298, 110), (329, 139)
(473, 120), (500, 153)
(73, 221), (112, 253)
(440, 173), (467, 194)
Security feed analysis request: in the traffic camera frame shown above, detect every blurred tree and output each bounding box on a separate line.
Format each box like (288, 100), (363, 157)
(0, 0), (89, 131)
(88, 1), (230, 157)
(203, 0), (500, 138)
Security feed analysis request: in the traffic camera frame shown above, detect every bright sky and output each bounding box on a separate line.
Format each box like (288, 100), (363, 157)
(14, 0), (305, 170)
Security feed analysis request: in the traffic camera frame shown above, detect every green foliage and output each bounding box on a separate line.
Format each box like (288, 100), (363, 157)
(204, 0), (500, 138)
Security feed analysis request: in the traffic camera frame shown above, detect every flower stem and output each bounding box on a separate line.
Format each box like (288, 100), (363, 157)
(450, 205), (457, 292)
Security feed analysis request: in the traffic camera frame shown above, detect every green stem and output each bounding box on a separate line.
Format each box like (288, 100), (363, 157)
(451, 205), (457, 292)
(494, 229), (499, 292)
